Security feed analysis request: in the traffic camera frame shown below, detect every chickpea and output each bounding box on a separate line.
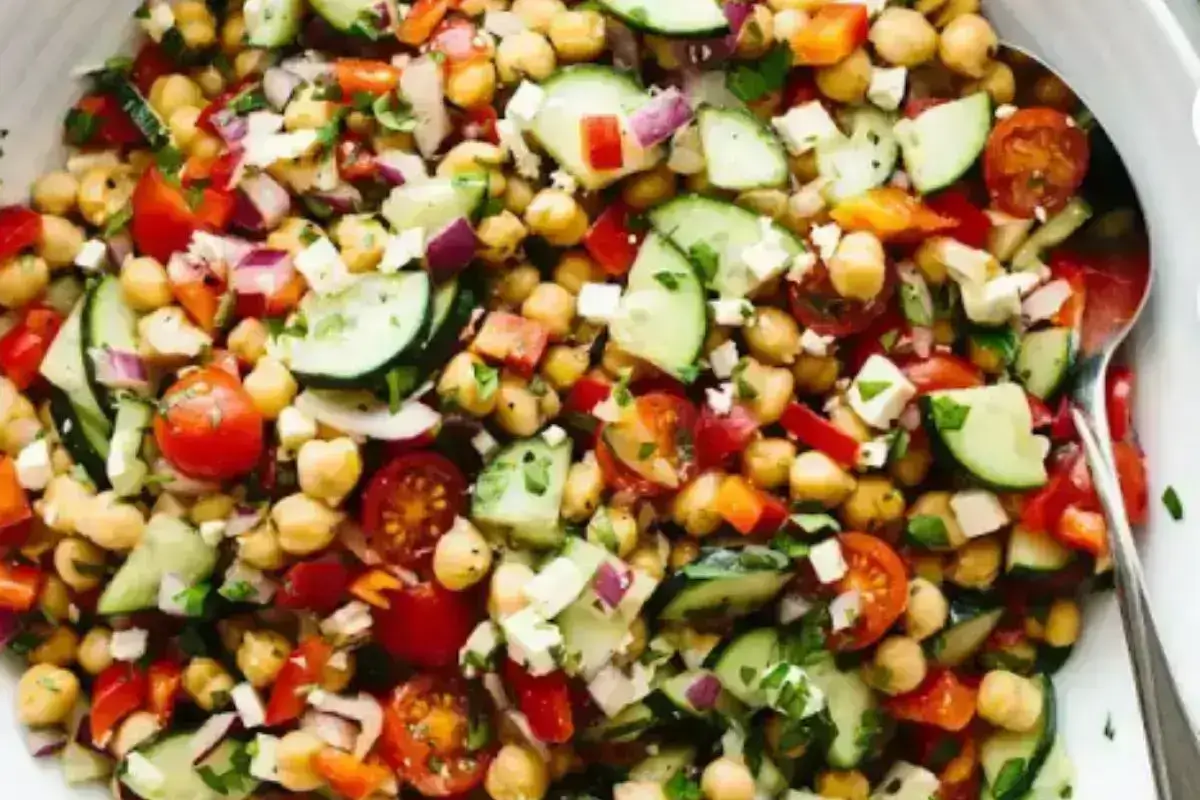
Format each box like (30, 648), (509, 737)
(78, 627), (115, 675)
(175, 0), (217, 48)
(244, 357), (298, 420)
(447, 60), (499, 109)
(438, 352), (501, 417)
(2, 415), (42, 456)
(562, 454), (605, 522)
(828, 231), (886, 302)
(737, 188), (788, 221)
(628, 544), (666, 580)
(17, 664), (79, 726)
(495, 264), (542, 307)
(183, 658), (235, 711)
(946, 535), (1003, 589)
(220, 10), (247, 53)
(433, 519), (494, 591)
(152, 492), (190, 519)
(621, 166), (677, 211)
(112, 711), (162, 760)
(701, 756), (755, 800)
(190, 493), (235, 525)
(193, 65), (226, 98)
(119, 256), (173, 312)
(738, 360), (794, 425)
(478, 211), (529, 264)
(234, 49), (271, 81)
(938, 14), (997, 78)
(1043, 598), (1082, 648)
(790, 451), (856, 508)
(77, 492), (145, 552)
(489, 561), (536, 619)
(149, 74), (205, 121)
(77, 164), (136, 227)
(28, 624), (77, 668)
(277, 730), (327, 792)
(615, 781), (667, 800)
(904, 577), (949, 642)
(672, 471), (725, 538)
(332, 214), (387, 273)
(525, 189), (589, 246)
(587, 505), (639, 557)
(978, 670), (1043, 732)
(0, 255), (49, 309)
(965, 61), (1016, 105)
(38, 576), (71, 624)
(494, 380), (546, 437)
(793, 353), (840, 395)
(522, 282), (576, 339)
(842, 476), (907, 533)
(927, 0), (981, 28)
(512, 0), (566, 32)
(601, 341), (650, 382)
(890, 441), (933, 487)
(553, 251), (603, 295)
(829, 403), (872, 443)
(32, 171), (79, 216)
(53, 536), (106, 592)
(297, 437), (362, 506)
(236, 630), (292, 688)
(496, 30), (558, 84)
(548, 9), (606, 62)
(742, 438), (797, 491)
(227, 318), (269, 366)
(815, 770), (870, 800)
(870, 8), (939, 67)
(486, 744), (550, 800)
(906, 491), (966, 550)
(267, 217), (323, 255)
(815, 49), (872, 104)
(870, 636), (928, 696)
(272, 493), (343, 556)
(504, 176), (537, 217)
(744, 307), (801, 366)
(735, 4), (775, 59)
(540, 345), (589, 392)
(238, 522), (286, 571)
(37, 213), (86, 271)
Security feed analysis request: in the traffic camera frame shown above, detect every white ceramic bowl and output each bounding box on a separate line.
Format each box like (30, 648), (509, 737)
(2, 1), (1200, 798)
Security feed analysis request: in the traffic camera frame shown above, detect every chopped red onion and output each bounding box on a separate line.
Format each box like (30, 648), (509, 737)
(311, 183), (363, 214)
(401, 56), (450, 159)
(106, 230), (134, 266)
(91, 348), (148, 391)
(630, 88), (693, 148)
(911, 326), (934, 359)
(683, 68), (744, 110)
(232, 248), (295, 298)
(375, 150), (428, 186)
(210, 108), (249, 144)
(724, 2), (753, 38)
(302, 710), (357, 751)
(189, 713), (240, 765)
(25, 727), (68, 758)
(225, 504), (266, 539)
(425, 218), (477, 279)
(593, 562), (634, 610)
(308, 691), (383, 759)
(606, 18), (641, 73)
(898, 403), (923, 432)
(263, 67), (304, 111)
(235, 173), (291, 235)
(684, 673), (723, 710)
(280, 55), (333, 84)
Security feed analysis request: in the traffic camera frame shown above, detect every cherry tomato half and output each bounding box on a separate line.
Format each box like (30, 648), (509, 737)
(829, 532), (909, 651)
(596, 392), (699, 497)
(374, 581), (479, 669)
(787, 260), (895, 337)
(504, 660), (575, 744)
(984, 107), (1090, 219)
(154, 367), (264, 481)
(362, 452), (467, 573)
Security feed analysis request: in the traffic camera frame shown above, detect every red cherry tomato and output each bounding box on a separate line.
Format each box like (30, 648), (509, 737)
(337, 138), (379, 182)
(1112, 439), (1149, 526)
(66, 94), (144, 147)
(901, 354), (985, 394)
(984, 108), (1090, 218)
(903, 96), (949, 119)
(924, 187), (992, 249)
(313, 749), (392, 800)
(1055, 504), (1108, 557)
(0, 304), (63, 390)
(471, 312), (551, 378)
(374, 581), (478, 669)
(0, 206), (43, 263)
(90, 664), (148, 746)
(131, 166), (236, 264)
(504, 660), (575, 744)
(596, 393), (699, 496)
(381, 674), (492, 796)
(1076, 251), (1150, 356)
(146, 660), (183, 726)
(830, 187), (956, 243)
(362, 452), (467, 573)
(1105, 366), (1135, 442)
(154, 367), (264, 481)
(461, 104), (500, 144)
(333, 59), (402, 97)
(265, 638), (333, 726)
(787, 259), (894, 337)
(564, 375), (612, 416)
(1020, 446), (1097, 535)
(694, 403), (759, 470)
(276, 558), (353, 615)
(829, 532), (910, 651)
(883, 670), (978, 732)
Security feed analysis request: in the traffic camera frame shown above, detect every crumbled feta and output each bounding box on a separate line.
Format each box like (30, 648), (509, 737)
(867, 66), (907, 111)
(810, 222), (843, 262)
(705, 383), (735, 416)
(709, 340), (740, 379)
(710, 298), (755, 327)
(142, 1), (176, 43)
(232, 682), (267, 729)
(772, 102), (842, 156)
(472, 428), (499, 458)
(938, 239), (995, 286)
(157, 572), (191, 616)
(460, 620), (503, 677)
(778, 592), (813, 625)
(277, 405), (319, 452)
(830, 590), (862, 632)
(15, 438), (51, 491)
(541, 425), (568, 448)
(199, 520), (227, 547)
(741, 217), (793, 284)
(139, 307), (213, 362)
(758, 663), (826, 718)
(506, 81), (546, 124)
(110, 628), (149, 662)
(809, 538), (848, 584)
(857, 438), (890, 471)
(872, 762), (941, 800)
(74, 239), (108, 272)
(497, 119), (542, 180)
(788, 250), (818, 283)
(125, 753), (166, 792)
(799, 328), (835, 358)
(961, 272), (1042, 326)
(243, 129), (320, 169)
(950, 490), (1009, 539)
(524, 557), (588, 619)
(321, 601), (374, 644)
(501, 606), (563, 676)
(995, 104), (1018, 120)
(380, 228), (426, 273)
(1021, 278), (1072, 322)
(221, 562), (276, 605)
(587, 664), (653, 717)
(550, 169), (578, 195)
(249, 734), (280, 782)
(577, 282), (623, 323)
(295, 237), (354, 295)
(667, 125), (706, 175)
(849, 354), (918, 430)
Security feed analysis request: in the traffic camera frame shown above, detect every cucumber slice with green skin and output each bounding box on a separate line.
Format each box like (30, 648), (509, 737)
(929, 597), (1004, 668)
(1006, 526), (1074, 578)
(817, 107), (899, 203)
(278, 271), (432, 387)
(98, 515), (218, 615)
(652, 547), (792, 624)
(610, 232), (706, 381)
(981, 675), (1056, 800)
(582, 701), (657, 742)
(44, 274), (86, 317)
(244, 0), (305, 46)
(107, 76), (170, 150)
(1011, 198), (1093, 271)
(381, 175), (488, 238)
(1015, 327), (1075, 400)
(471, 435), (572, 542)
(48, 387), (111, 489)
(628, 745), (697, 783)
(711, 627), (779, 706)
(529, 66), (662, 191)
(107, 396), (153, 498)
(699, 106), (788, 191)
(806, 658), (878, 769)
(558, 594), (635, 678)
(596, 0), (729, 37)
(894, 92), (991, 194)
(309, 0), (390, 34)
(385, 273), (479, 401)
(82, 275), (141, 415)
(649, 194), (808, 298)
(121, 735), (258, 800)
(922, 384), (1049, 491)
(648, 669), (737, 719)
(1022, 737), (1074, 799)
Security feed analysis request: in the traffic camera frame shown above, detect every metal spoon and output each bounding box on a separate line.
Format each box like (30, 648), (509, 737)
(987, 42), (1200, 799)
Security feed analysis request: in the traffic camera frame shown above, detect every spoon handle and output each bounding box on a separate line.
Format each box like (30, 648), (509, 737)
(1073, 406), (1200, 799)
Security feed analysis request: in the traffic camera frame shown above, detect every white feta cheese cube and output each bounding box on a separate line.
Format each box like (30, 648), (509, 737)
(868, 66), (907, 111)
(497, 119), (542, 180)
(125, 753), (166, 792)
(243, 129), (320, 168)
(232, 682), (267, 729)
(321, 601), (374, 643)
(74, 239), (108, 272)
(380, 228), (426, 273)
(501, 606), (563, 676)
(810, 222), (843, 262)
(995, 104), (1018, 120)
(143, 2), (176, 42)
(799, 328), (835, 357)
(540, 425), (568, 448)
(741, 218), (792, 283)
(140, 307), (213, 361)
(460, 620), (503, 677)
(247, 110), (285, 137)
(809, 538), (848, 584)
(830, 590), (862, 632)
(778, 592), (813, 625)
(277, 405), (318, 452)
(1021, 278), (1072, 322)
(157, 572), (192, 616)
(869, 762), (940, 800)
(710, 298), (755, 327)
(295, 237), (354, 295)
(110, 628), (149, 662)
(788, 250), (819, 284)
(938, 239), (995, 286)
(772, 102), (842, 156)
(705, 383), (735, 416)
(472, 428), (499, 458)
(506, 81), (546, 124)
(15, 438), (51, 491)
(962, 272), (1042, 326)
(249, 734), (280, 782)
(849, 354), (918, 430)
(550, 169), (579, 195)
(950, 490), (1010, 539)
(587, 665), (640, 717)
(523, 557), (588, 619)
(198, 519), (227, 547)
(577, 282), (623, 323)
(857, 438), (890, 471)
(592, 396), (623, 424)
(709, 340), (740, 379)
(758, 663), (826, 718)
(221, 562), (277, 605)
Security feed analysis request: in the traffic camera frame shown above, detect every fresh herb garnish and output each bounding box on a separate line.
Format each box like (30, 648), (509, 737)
(174, 583), (211, 617)
(472, 362), (499, 402)
(857, 380), (892, 402)
(906, 515), (950, 548)
(373, 92), (417, 133)
(1104, 714), (1116, 740)
(930, 395), (971, 431)
(522, 452), (552, 496)
(687, 241), (721, 284)
(726, 44), (792, 102)
(664, 772), (703, 800)
(221, 581), (255, 603)
(63, 108), (100, 146)
(992, 759), (1027, 797)
(1163, 486), (1183, 521)
(653, 271), (680, 290)
(637, 442), (656, 460)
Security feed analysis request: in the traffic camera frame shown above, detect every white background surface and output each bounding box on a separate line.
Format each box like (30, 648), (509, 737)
(1, 1), (1199, 798)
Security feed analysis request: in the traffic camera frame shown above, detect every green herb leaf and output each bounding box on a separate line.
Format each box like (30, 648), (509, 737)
(220, 581), (255, 603)
(739, 665), (757, 686)
(373, 92), (418, 133)
(63, 108), (100, 146)
(857, 380), (892, 402)
(1162, 486), (1183, 521)
(930, 395), (970, 431)
(726, 44), (792, 102)
(173, 583), (211, 617)
(687, 241), (721, 285)
(906, 514), (950, 548)
(665, 772), (703, 800)
(196, 766), (229, 796)
(970, 326), (1019, 367)
(771, 532), (811, 559)
(653, 271), (680, 291)
(1104, 714), (1116, 740)
(637, 442), (656, 460)
(878, 329), (900, 353)
(522, 453), (551, 496)
(227, 89), (267, 115)
(155, 145), (186, 184)
(473, 362), (499, 402)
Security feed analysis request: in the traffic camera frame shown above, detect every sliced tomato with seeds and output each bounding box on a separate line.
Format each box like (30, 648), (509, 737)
(504, 660), (575, 744)
(597, 392), (699, 496)
(984, 107), (1090, 218)
(362, 452), (467, 572)
(828, 532), (910, 651)
(900, 354), (985, 394)
(787, 259), (895, 337)
(883, 669), (978, 732)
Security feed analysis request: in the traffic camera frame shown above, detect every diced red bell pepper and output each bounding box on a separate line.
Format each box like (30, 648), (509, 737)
(1055, 504), (1108, 557)
(91, 664), (148, 746)
(581, 115), (624, 171)
(565, 375), (612, 416)
(66, 94), (145, 148)
(924, 188), (992, 250)
(276, 558), (352, 615)
(901, 354), (985, 394)
(583, 202), (641, 277)
(716, 475), (789, 536)
(313, 748), (392, 800)
(1106, 366), (1134, 442)
(504, 660), (575, 744)
(0, 305), (63, 390)
(883, 670), (978, 732)
(788, 4), (869, 66)
(265, 637), (334, 726)
(333, 59), (403, 97)
(1020, 447), (1097, 535)
(0, 457), (32, 548)
(130, 43), (177, 95)
(695, 404), (759, 470)
(0, 560), (41, 612)
(780, 402), (860, 467)
(470, 311), (550, 377)
(399, 0), (451, 46)
(0, 206), (43, 263)
(337, 138), (379, 182)
(147, 660), (183, 726)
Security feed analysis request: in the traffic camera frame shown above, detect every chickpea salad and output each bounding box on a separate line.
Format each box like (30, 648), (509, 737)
(0, 0), (1155, 799)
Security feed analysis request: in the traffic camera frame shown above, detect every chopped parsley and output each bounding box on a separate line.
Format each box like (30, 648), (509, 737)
(174, 583), (211, 617)
(653, 271), (680, 290)
(930, 395), (971, 431)
(992, 759), (1027, 797)
(857, 380), (892, 402)
(63, 108), (100, 146)
(373, 92), (417, 133)
(102, 204), (134, 238)
(788, 512), (841, 536)
(726, 44), (792, 102)
(154, 145), (186, 183)
(220, 581), (256, 603)
(637, 442), (656, 460)
(227, 89), (267, 115)
(770, 532), (811, 559)
(878, 328), (901, 352)
(472, 362), (499, 402)
(1162, 486), (1183, 521)
(687, 241), (721, 284)
(665, 772), (703, 800)
(522, 452), (552, 496)
(906, 515), (950, 548)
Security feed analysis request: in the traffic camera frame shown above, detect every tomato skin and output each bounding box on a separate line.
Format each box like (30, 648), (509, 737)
(0, 457), (33, 547)
(780, 403), (860, 467)
(598, 393), (699, 495)
(374, 582), (478, 669)
(67, 94), (144, 147)
(362, 452), (467, 573)
(154, 367), (265, 481)
(829, 532), (909, 651)
(130, 43), (176, 95)
(91, 664), (148, 746)
(1076, 251), (1149, 356)
(471, 312), (550, 378)
(984, 107), (1090, 218)
(265, 638), (333, 726)
(694, 403), (759, 471)
(0, 206), (43, 263)
(1055, 504), (1108, 556)
(276, 558), (352, 615)
(0, 305), (63, 390)
(924, 188), (992, 249)
(0, 561), (41, 611)
(1027, 392), (1053, 431)
(789, 4), (868, 65)
(131, 166), (236, 264)
(314, 749), (392, 800)
(884, 670), (978, 732)
(146, 660), (183, 726)
(595, 435), (668, 498)
(581, 115), (624, 171)
(901, 354), (985, 394)
(564, 375), (612, 416)
(903, 96), (949, 119)
(461, 104), (500, 144)
(337, 138), (379, 182)
(334, 59), (402, 96)
(504, 660), (576, 744)
(399, 0), (451, 45)
(583, 203), (642, 277)
(1112, 440), (1149, 526)
(1106, 366), (1135, 442)
(787, 259), (894, 337)
(168, 265), (226, 332)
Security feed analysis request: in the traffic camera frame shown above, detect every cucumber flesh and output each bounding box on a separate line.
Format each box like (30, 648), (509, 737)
(1011, 198), (1093, 271)
(629, 745), (697, 783)
(82, 275), (141, 415)
(309, 0), (387, 33)
(1023, 737), (1074, 799)
(712, 627), (779, 706)
(471, 436), (572, 539)
(980, 675), (1056, 800)
(654, 549), (791, 624)
(381, 175), (488, 238)
(107, 396), (153, 498)
(1015, 327), (1075, 400)
(98, 515), (218, 615)
(931, 601), (1004, 668)
(596, 0), (729, 37)
(895, 92), (991, 194)
(699, 106), (788, 191)
(1006, 526), (1074, 577)
(806, 658), (878, 769)
(121, 734), (258, 800)
(245, 0), (305, 46)
(817, 107), (899, 203)
(41, 301), (112, 486)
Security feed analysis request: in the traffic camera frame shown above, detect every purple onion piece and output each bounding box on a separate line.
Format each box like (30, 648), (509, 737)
(239, 172), (291, 232)
(606, 18), (641, 73)
(684, 673), (723, 710)
(92, 349), (149, 391)
(311, 183), (363, 214)
(263, 67), (304, 111)
(630, 88), (694, 148)
(232, 248), (295, 298)
(593, 561), (633, 609)
(401, 56), (450, 159)
(225, 504), (266, 538)
(230, 192), (266, 238)
(425, 218), (477, 280)
(25, 727), (68, 758)
(188, 712), (240, 765)
(210, 108), (249, 144)
(106, 230), (134, 267)
(724, 2), (753, 38)
(375, 150), (427, 186)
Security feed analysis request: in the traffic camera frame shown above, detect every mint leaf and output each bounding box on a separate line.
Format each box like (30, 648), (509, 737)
(930, 396), (970, 431)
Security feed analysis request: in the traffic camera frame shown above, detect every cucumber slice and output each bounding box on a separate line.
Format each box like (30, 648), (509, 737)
(98, 515), (218, 615)
(652, 547), (791, 624)
(121, 734), (257, 800)
(471, 435), (572, 541)
(309, 0), (389, 34)
(583, 701), (657, 742)
(529, 66), (662, 190)
(868, 762), (940, 800)
(45, 275), (86, 317)
(82, 275), (140, 415)
(628, 745), (697, 783)
(699, 106), (787, 191)
(980, 675), (1056, 800)
(1024, 737), (1074, 799)
(806, 658), (878, 769)
(1015, 327), (1075, 400)
(930, 597), (1004, 668)
(649, 669), (732, 719)
(381, 175), (488, 238)
(816, 107), (899, 203)
(107, 76), (170, 150)
(245, 0), (305, 46)
(711, 627), (779, 706)
(278, 271), (432, 387)
(610, 232), (706, 381)
(107, 396), (153, 498)
(1011, 198), (1093, 272)
(1006, 526), (1074, 578)
(894, 92), (991, 194)
(649, 194), (807, 298)
(558, 595), (635, 678)
(596, 0), (729, 37)
(48, 387), (111, 489)
(923, 384), (1049, 491)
